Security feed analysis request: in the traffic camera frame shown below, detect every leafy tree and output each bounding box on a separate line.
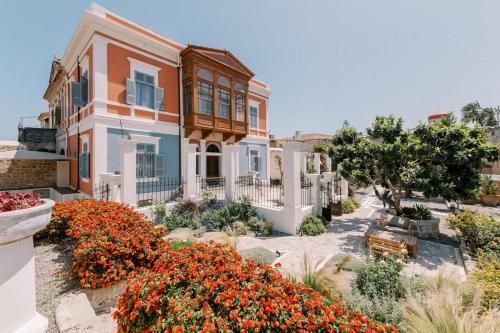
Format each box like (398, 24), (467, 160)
(411, 121), (499, 205)
(342, 120), (351, 128)
(329, 115), (499, 214)
(461, 101), (499, 127)
(329, 115), (412, 215)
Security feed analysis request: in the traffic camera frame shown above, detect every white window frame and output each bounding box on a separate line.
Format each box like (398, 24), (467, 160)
(132, 135), (161, 181)
(128, 57), (161, 112)
(248, 146), (261, 175)
(80, 134), (89, 183)
(249, 101), (259, 130)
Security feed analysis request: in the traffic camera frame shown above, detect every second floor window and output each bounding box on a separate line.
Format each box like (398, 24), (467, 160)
(235, 93), (245, 121)
(79, 141), (90, 179)
(250, 105), (258, 129)
(218, 88), (230, 118)
(198, 81), (213, 115)
(135, 71), (155, 109)
(184, 83), (192, 113)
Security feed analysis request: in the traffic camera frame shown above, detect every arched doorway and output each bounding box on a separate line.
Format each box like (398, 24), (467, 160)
(206, 143), (221, 177)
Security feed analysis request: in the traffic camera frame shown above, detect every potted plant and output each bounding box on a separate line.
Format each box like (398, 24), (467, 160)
(380, 203), (440, 239)
(0, 192), (54, 333)
(480, 175), (499, 207)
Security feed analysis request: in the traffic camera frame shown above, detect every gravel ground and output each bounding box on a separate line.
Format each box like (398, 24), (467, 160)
(34, 238), (79, 333)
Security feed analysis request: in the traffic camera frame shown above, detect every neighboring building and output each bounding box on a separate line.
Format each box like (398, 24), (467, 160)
(271, 131), (332, 152)
(38, 111), (50, 128)
(428, 110), (450, 124)
(482, 126), (500, 183)
(42, 3), (272, 196)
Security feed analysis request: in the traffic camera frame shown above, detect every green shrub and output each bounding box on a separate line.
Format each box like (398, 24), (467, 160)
(152, 201), (166, 223)
(352, 257), (405, 301)
(402, 204), (432, 220)
(481, 175), (498, 195)
(297, 214), (326, 236)
(171, 198), (199, 216)
(447, 210), (499, 256)
(472, 251), (500, 309)
(247, 216), (265, 233)
(200, 209), (232, 231)
(341, 197), (360, 214)
(162, 212), (199, 231)
(238, 247), (276, 265)
(344, 291), (403, 327)
(231, 221), (249, 235)
(200, 191), (217, 209)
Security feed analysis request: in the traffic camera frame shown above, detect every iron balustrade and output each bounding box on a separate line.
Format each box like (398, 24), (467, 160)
(196, 176), (226, 200)
(301, 177), (313, 207)
(136, 177), (184, 207)
(93, 182), (110, 201)
(235, 176), (283, 208)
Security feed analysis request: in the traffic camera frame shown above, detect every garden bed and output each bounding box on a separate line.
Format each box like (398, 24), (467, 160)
(380, 209), (440, 239)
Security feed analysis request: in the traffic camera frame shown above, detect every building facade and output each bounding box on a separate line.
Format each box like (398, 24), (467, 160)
(43, 3), (271, 196)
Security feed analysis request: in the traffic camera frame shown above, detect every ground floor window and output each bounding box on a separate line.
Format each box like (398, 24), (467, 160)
(249, 148), (261, 176)
(136, 143), (164, 178)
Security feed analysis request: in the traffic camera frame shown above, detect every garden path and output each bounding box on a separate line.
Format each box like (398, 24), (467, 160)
(236, 200), (466, 281)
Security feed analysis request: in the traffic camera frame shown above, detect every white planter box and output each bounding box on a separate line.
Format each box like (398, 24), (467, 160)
(0, 199), (54, 333)
(380, 209), (440, 239)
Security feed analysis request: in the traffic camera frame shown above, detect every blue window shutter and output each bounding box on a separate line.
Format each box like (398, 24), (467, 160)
(81, 76), (88, 106)
(78, 154), (83, 176)
(71, 82), (82, 107)
(155, 87), (164, 111)
(155, 154), (164, 178)
(258, 155), (263, 176)
(126, 79), (135, 105)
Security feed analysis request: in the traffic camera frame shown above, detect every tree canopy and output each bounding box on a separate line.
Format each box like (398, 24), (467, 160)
(461, 101), (500, 127)
(329, 115), (499, 214)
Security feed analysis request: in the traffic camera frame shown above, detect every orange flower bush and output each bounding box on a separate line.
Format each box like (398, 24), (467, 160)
(37, 200), (163, 288)
(114, 243), (397, 333)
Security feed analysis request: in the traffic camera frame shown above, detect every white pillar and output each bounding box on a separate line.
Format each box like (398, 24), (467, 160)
(200, 139), (207, 177)
(120, 139), (138, 206)
(313, 153), (321, 174)
(223, 144), (239, 200)
(283, 142), (301, 209)
(307, 173), (322, 215)
(184, 143), (197, 199)
(92, 34), (108, 114)
(93, 123), (107, 183)
(325, 156), (332, 172)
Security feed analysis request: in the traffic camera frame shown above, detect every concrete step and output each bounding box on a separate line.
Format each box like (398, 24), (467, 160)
(56, 293), (96, 333)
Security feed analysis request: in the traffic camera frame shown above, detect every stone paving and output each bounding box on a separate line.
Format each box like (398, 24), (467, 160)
(236, 200), (466, 280)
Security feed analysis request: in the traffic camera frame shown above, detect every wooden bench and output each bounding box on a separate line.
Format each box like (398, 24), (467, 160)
(368, 236), (407, 259)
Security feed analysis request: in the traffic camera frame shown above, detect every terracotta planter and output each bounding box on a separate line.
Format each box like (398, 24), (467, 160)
(480, 194), (500, 207)
(0, 199), (54, 333)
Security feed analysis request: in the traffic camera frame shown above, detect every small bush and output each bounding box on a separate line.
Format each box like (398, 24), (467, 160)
(447, 210), (499, 255)
(152, 201), (166, 222)
(200, 208), (232, 231)
(297, 214), (326, 236)
(352, 257), (405, 301)
(247, 215), (265, 233)
(231, 221), (249, 235)
(200, 191), (217, 209)
(238, 247), (276, 265)
(162, 212), (199, 231)
(341, 197), (360, 214)
(471, 251), (500, 309)
(402, 204), (432, 220)
(171, 198), (199, 216)
(344, 292), (403, 328)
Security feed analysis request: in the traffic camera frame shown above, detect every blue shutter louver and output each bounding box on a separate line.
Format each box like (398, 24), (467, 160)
(155, 87), (164, 111)
(81, 75), (88, 106)
(126, 79), (135, 105)
(155, 154), (164, 178)
(71, 82), (83, 108)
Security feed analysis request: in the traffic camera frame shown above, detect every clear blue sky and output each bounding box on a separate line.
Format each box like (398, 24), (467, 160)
(1, 0), (500, 140)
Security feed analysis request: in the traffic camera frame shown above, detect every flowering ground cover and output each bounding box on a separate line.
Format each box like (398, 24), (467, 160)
(0, 191), (42, 212)
(36, 200), (163, 288)
(37, 199), (398, 332)
(114, 242), (397, 333)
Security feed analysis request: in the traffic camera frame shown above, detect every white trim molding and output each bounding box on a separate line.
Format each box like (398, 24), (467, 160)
(130, 134), (161, 154)
(127, 57), (161, 83)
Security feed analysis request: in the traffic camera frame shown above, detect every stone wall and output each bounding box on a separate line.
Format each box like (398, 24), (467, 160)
(0, 159), (57, 190)
(0, 142), (26, 152)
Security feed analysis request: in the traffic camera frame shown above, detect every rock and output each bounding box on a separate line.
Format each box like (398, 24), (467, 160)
(199, 232), (229, 244)
(162, 229), (196, 242)
(85, 311), (117, 333)
(56, 292), (96, 333)
(84, 280), (126, 312)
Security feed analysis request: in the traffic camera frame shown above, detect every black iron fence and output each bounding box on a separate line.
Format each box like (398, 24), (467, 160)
(320, 176), (343, 219)
(301, 177), (313, 207)
(235, 176), (283, 208)
(93, 182), (110, 201)
(196, 176), (226, 200)
(136, 177), (184, 207)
